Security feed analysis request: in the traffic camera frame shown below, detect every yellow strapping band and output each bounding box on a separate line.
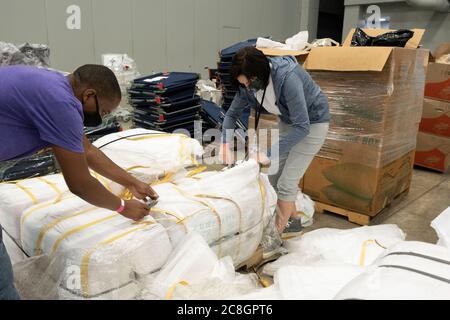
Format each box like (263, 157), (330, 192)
(50, 213), (118, 255)
(35, 207), (98, 255)
(125, 133), (186, 141)
(80, 221), (155, 298)
(37, 177), (64, 201)
(166, 281), (190, 300)
(186, 166), (207, 178)
(359, 239), (385, 266)
(15, 182), (38, 205)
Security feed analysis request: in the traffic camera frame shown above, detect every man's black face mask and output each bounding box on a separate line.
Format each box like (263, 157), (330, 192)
(83, 95), (103, 128)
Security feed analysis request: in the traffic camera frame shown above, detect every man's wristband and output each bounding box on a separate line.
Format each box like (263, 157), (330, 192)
(116, 199), (126, 213)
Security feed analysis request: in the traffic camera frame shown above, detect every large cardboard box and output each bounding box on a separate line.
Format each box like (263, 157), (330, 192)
(419, 98), (450, 137)
(304, 150), (415, 216)
(301, 28), (428, 215)
(415, 132), (450, 173)
(425, 43), (450, 102)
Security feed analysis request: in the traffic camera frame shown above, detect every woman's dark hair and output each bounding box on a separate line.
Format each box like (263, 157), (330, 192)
(231, 46), (270, 89)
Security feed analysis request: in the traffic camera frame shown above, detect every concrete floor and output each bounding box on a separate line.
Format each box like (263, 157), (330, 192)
(305, 167), (450, 244)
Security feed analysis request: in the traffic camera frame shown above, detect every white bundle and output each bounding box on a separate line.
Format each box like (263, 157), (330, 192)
(0, 129), (203, 246)
(150, 160), (277, 265)
(93, 128), (204, 184)
(264, 225), (406, 276)
(335, 241), (450, 300)
(21, 197), (172, 299)
(0, 174), (69, 242)
(431, 207), (450, 249)
(274, 265), (365, 300)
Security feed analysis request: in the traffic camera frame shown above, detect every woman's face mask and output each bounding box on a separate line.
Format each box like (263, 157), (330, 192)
(248, 78), (265, 91)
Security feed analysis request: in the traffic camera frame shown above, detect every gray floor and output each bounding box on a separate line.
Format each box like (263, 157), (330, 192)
(305, 167), (450, 244)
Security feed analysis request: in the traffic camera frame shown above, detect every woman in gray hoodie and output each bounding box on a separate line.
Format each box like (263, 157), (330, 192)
(222, 46), (330, 238)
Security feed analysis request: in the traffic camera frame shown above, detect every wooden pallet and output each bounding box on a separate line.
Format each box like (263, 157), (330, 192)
(236, 246), (264, 271)
(315, 202), (371, 225)
(315, 188), (410, 226)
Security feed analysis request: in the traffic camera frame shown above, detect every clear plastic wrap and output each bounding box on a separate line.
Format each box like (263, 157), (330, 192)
(0, 42), (50, 67)
(309, 49), (428, 168)
(8, 161), (276, 300)
(0, 150), (58, 182)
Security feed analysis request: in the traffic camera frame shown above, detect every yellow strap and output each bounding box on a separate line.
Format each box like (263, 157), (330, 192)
(37, 177), (63, 199)
(91, 172), (112, 193)
(166, 281), (190, 300)
(80, 221), (154, 298)
(186, 166), (207, 178)
(125, 133), (187, 141)
(50, 214), (118, 255)
(258, 178), (266, 222)
(150, 207), (184, 223)
(20, 195), (76, 240)
(35, 207), (98, 255)
(359, 239), (386, 266)
(126, 165), (150, 172)
(15, 182), (38, 205)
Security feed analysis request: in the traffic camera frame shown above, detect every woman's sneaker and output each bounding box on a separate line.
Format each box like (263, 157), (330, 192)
(282, 218), (304, 239)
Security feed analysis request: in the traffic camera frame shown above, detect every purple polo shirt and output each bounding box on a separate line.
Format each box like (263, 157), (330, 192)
(0, 66), (84, 161)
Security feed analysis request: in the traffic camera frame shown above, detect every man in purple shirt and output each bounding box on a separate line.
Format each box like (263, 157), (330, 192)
(0, 65), (158, 300)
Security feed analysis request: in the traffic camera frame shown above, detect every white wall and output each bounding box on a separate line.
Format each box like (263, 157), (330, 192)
(0, 0), (306, 77)
(343, 0), (450, 51)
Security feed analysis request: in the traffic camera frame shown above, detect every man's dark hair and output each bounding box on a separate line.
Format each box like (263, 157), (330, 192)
(73, 64), (121, 101)
(231, 46), (270, 89)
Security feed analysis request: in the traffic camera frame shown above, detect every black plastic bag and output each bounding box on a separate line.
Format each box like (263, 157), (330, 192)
(351, 28), (415, 48)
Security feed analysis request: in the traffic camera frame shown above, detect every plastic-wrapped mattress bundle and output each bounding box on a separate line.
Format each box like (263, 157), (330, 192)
(150, 160), (277, 265)
(0, 129), (204, 246)
(0, 174), (69, 244)
(335, 241), (450, 300)
(20, 196), (172, 300)
(263, 225), (406, 276)
(92, 128), (204, 184)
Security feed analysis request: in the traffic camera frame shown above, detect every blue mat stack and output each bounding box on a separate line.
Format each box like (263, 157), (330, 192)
(129, 72), (202, 136)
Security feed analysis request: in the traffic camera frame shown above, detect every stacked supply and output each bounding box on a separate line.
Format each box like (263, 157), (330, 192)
(129, 72), (202, 136)
(217, 39), (258, 128)
(301, 29), (429, 217)
(201, 100), (247, 144)
(415, 43), (450, 173)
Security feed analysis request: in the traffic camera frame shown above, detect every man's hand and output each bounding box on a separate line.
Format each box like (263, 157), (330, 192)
(126, 179), (159, 200)
(121, 200), (151, 221)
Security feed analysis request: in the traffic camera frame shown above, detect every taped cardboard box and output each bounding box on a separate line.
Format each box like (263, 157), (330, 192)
(419, 98), (450, 137)
(425, 43), (450, 102)
(303, 147), (415, 216)
(302, 29), (428, 215)
(415, 132), (450, 173)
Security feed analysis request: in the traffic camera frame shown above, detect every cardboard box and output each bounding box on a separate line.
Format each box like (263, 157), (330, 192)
(304, 150), (415, 216)
(425, 43), (450, 102)
(420, 98), (450, 137)
(415, 132), (450, 173)
(300, 28), (428, 215)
